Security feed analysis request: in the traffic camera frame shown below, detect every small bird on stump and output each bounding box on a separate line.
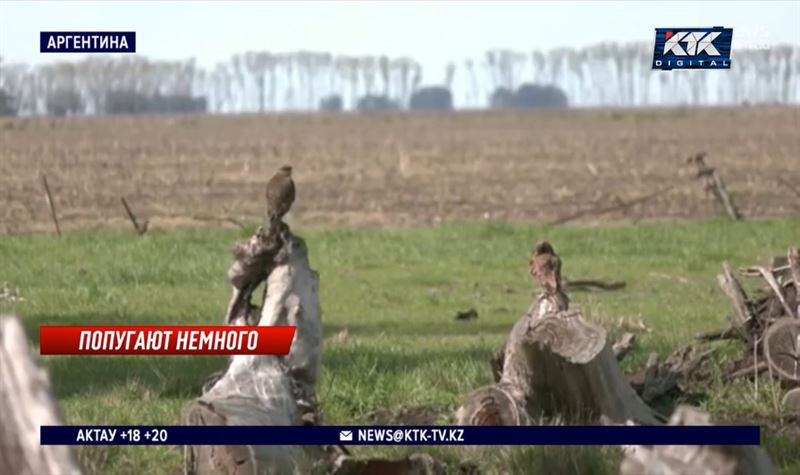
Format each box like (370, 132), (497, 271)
(529, 240), (569, 311)
(265, 165), (296, 230)
(529, 241), (562, 293)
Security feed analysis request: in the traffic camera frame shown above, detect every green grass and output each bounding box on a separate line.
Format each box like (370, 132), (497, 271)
(1, 218), (799, 474)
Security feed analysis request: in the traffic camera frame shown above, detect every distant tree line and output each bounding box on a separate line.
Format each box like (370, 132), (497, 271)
(1, 43), (798, 117)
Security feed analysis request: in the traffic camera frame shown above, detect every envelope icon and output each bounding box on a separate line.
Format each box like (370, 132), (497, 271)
(339, 430), (353, 442)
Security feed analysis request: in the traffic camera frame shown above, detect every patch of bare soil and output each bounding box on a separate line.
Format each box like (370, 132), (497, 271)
(1, 107), (798, 234)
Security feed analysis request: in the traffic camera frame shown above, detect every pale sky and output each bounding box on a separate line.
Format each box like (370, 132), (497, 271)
(1, 1), (798, 83)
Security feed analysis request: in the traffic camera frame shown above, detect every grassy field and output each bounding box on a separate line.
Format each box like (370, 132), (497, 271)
(1, 218), (798, 474)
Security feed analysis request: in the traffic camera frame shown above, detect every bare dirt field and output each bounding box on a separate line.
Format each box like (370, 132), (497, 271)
(1, 106), (798, 234)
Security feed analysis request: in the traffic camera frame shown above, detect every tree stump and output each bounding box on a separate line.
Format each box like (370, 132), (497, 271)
(763, 318), (800, 384)
(457, 294), (659, 425)
(0, 315), (82, 475)
(620, 405), (776, 475)
(183, 232), (324, 475)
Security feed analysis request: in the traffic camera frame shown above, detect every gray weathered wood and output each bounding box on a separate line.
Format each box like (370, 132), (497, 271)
(183, 232), (324, 475)
(789, 247), (800, 316)
(0, 315), (82, 475)
(717, 263), (752, 340)
(457, 291), (659, 425)
(620, 405), (776, 475)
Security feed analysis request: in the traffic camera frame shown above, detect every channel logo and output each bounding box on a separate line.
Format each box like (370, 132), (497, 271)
(652, 27), (732, 70)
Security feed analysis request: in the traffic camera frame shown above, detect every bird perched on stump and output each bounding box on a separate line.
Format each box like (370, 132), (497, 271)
(529, 240), (563, 295)
(265, 165), (295, 228)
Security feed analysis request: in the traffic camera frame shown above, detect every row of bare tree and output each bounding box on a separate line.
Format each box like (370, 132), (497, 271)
(1, 42), (799, 116)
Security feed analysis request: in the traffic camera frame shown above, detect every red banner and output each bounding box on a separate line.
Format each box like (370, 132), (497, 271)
(39, 325), (296, 355)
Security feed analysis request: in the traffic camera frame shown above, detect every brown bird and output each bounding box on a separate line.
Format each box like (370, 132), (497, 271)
(529, 240), (562, 295)
(265, 165), (295, 226)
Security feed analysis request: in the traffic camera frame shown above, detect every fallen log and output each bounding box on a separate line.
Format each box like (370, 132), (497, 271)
(457, 292), (659, 425)
(620, 405), (776, 475)
(183, 231), (324, 475)
(0, 315), (82, 475)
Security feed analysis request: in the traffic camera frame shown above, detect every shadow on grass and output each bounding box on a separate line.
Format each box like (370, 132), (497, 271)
(324, 320), (515, 338)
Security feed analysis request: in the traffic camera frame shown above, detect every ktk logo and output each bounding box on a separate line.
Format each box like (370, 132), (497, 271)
(652, 27), (733, 70)
(663, 31), (721, 56)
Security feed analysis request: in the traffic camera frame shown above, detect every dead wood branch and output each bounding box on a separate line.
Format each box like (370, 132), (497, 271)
(564, 279), (627, 292)
(751, 266), (796, 319)
(727, 361), (769, 381)
(120, 197), (148, 235)
(613, 332), (637, 361)
(717, 263), (752, 341)
(629, 346), (714, 403)
(40, 174), (61, 236)
(0, 315), (82, 475)
(789, 247), (800, 314)
(549, 185), (675, 225)
(695, 326), (740, 342)
(687, 152), (741, 221)
(620, 405), (776, 475)
(489, 348), (504, 384)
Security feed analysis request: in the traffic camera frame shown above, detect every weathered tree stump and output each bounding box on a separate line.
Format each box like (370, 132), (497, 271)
(183, 232), (324, 475)
(457, 294), (659, 425)
(620, 405), (776, 475)
(0, 315), (82, 475)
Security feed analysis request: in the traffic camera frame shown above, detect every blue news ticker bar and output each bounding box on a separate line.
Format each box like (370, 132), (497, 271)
(40, 425), (761, 446)
(40, 31), (136, 53)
